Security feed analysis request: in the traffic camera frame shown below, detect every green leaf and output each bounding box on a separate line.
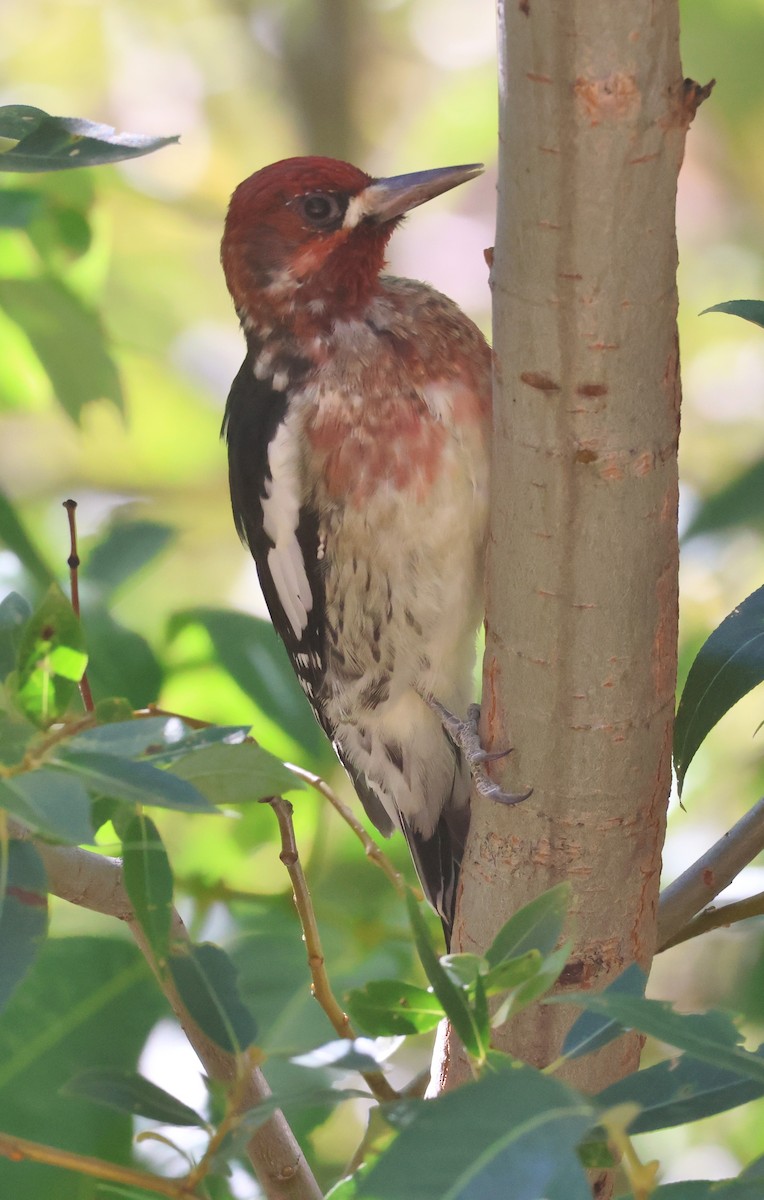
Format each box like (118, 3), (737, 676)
(484, 882), (572, 967)
(0, 188), (43, 228)
(481, 949), (543, 995)
(168, 741), (303, 805)
(0, 278), (122, 420)
(0, 936), (165, 1200)
(674, 585), (764, 793)
(121, 815), (173, 966)
(0, 592), (33, 682)
(62, 1068), (204, 1127)
(0, 493), (55, 588)
(558, 965), (646, 1061)
(346, 979), (444, 1036)
(80, 606), (162, 709)
(596, 1049), (764, 1134)
(0, 105), (179, 172)
(64, 716), (189, 759)
(701, 299), (764, 330)
(0, 841), (47, 1014)
(168, 608), (331, 762)
(144, 724), (252, 763)
(0, 711), (37, 768)
(358, 1064), (595, 1200)
(405, 890), (482, 1058)
(83, 520), (175, 596)
(291, 1038), (395, 1073)
(167, 942), (257, 1054)
(621, 1184), (764, 1199)
(0, 769), (94, 844)
(683, 458), (764, 542)
(13, 584), (87, 725)
(50, 749), (217, 813)
(553, 990), (764, 1085)
(504, 941), (571, 1018)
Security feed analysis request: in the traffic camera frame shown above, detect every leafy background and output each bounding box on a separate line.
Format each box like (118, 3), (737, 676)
(1, 0), (764, 1191)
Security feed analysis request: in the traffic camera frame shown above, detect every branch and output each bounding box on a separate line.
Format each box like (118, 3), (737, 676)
(657, 796), (764, 950)
(660, 891), (764, 951)
(0, 1130), (204, 1199)
(268, 798), (399, 1104)
(10, 824), (323, 1200)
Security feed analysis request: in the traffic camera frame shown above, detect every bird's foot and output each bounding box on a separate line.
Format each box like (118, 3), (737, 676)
(425, 698), (532, 806)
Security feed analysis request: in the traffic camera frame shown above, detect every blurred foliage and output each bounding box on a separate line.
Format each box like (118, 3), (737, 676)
(0, 0), (763, 1194)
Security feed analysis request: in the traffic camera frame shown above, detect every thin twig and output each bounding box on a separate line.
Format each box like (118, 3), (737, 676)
(268, 797), (399, 1104)
(8, 822), (323, 1200)
(63, 499), (94, 714)
(659, 890), (764, 951)
(0, 1129), (204, 1199)
(284, 764), (406, 896)
(657, 796), (764, 951)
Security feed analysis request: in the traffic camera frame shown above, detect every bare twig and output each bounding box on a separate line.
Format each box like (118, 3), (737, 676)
(0, 1129), (204, 1198)
(9, 822), (323, 1200)
(659, 890), (764, 951)
(268, 797), (399, 1104)
(63, 499), (94, 714)
(657, 797), (764, 951)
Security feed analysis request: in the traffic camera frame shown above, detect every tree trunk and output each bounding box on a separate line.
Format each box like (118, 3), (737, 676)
(434, 0), (702, 1155)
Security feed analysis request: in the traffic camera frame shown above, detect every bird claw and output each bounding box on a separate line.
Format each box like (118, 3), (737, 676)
(425, 698), (533, 806)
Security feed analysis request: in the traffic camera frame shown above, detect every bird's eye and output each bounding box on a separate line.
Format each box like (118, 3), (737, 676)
(295, 192), (344, 228)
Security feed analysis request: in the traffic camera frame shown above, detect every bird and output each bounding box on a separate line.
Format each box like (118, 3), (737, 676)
(221, 156), (523, 944)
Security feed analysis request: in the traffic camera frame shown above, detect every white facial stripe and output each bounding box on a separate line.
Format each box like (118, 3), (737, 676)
(262, 420), (313, 638)
(343, 191), (372, 229)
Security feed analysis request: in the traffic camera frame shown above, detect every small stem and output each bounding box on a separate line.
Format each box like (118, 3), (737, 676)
(0, 1129), (204, 1199)
(268, 796), (399, 1104)
(63, 499), (94, 714)
(660, 890), (764, 951)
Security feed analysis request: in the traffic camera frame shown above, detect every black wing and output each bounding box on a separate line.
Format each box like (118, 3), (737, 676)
(222, 356), (325, 707)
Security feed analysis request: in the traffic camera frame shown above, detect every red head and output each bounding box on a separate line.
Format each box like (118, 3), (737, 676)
(222, 156), (483, 329)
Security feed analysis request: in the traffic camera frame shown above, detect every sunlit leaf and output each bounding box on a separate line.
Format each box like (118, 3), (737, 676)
(13, 584), (86, 725)
(0, 841), (47, 1014)
(0, 278), (122, 420)
(62, 1068), (204, 1127)
(674, 585), (764, 793)
(0, 105), (179, 172)
(167, 942), (257, 1054)
(122, 814), (173, 966)
(347, 979), (442, 1036)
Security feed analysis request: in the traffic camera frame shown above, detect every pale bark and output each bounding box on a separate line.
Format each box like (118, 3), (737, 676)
(437, 0), (703, 1148)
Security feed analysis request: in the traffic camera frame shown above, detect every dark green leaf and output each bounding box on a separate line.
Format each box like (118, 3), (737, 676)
(242, 1086), (369, 1135)
(701, 299), (764, 330)
(0, 711), (37, 768)
(596, 1049), (764, 1134)
(83, 521), (174, 596)
(674, 585), (764, 793)
(62, 1068), (204, 1127)
(358, 1065), (595, 1200)
(51, 749), (217, 812)
(64, 716), (189, 759)
(0, 278), (122, 420)
(0, 493), (55, 588)
(122, 815), (173, 965)
(291, 1038), (393, 1073)
(0, 936), (164, 1200)
(559, 964), (647, 1060)
(0, 769), (94, 843)
(0, 592), (32, 681)
(168, 742), (302, 805)
(144, 724), (251, 763)
(0, 841), (47, 1014)
(0, 105), (179, 172)
(14, 584), (87, 724)
(741, 1155), (764, 1180)
(683, 458), (764, 542)
(167, 942), (257, 1054)
(405, 890), (481, 1058)
(485, 882), (572, 967)
(347, 979), (444, 1036)
(80, 606), (162, 709)
(168, 608), (331, 762)
(0, 189), (43, 227)
(553, 990), (764, 1085)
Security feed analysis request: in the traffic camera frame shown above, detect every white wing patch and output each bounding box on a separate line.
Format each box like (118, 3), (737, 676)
(262, 418), (313, 638)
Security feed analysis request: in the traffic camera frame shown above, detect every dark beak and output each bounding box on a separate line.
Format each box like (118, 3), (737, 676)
(358, 163), (484, 224)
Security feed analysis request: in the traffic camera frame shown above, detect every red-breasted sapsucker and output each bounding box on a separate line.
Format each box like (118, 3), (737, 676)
(221, 157), (510, 942)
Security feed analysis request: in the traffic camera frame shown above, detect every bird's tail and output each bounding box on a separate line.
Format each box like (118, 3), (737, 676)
(401, 803), (469, 950)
